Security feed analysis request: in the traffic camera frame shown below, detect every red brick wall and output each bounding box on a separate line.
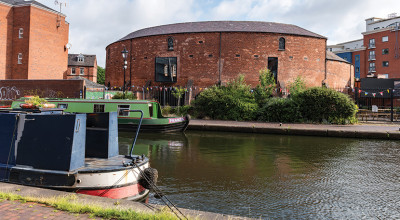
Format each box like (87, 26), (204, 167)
(0, 79), (84, 100)
(326, 60), (354, 89)
(12, 6), (30, 79)
(106, 32), (328, 89)
(363, 29), (400, 78)
(0, 4), (68, 80)
(0, 3), (13, 80)
(66, 65), (97, 82)
(28, 6), (68, 79)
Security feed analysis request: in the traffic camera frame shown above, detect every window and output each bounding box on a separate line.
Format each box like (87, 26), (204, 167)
(148, 103), (153, 117)
(369, 51), (375, 60)
(155, 57), (177, 82)
(19, 28), (23, 38)
(80, 68), (84, 75)
(279, 37), (285, 50)
(378, 74), (389, 79)
(369, 62), (376, 72)
(77, 54), (84, 62)
(383, 61), (389, 67)
(93, 104), (105, 113)
(71, 67), (76, 75)
(118, 105), (130, 116)
(355, 67), (360, 72)
(355, 56), (360, 61)
(107, 48), (110, 60)
(369, 38), (375, 48)
(18, 53), (22, 64)
(382, 36), (388, 42)
(382, 48), (389, 55)
(57, 103), (68, 109)
(167, 37), (174, 51)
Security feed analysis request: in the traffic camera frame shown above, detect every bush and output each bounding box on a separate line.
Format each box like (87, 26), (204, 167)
(161, 105), (173, 116)
(112, 92), (136, 100)
(293, 87), (357, 124)
(253, 68), (276, 106)
(175, 105), (193, 116)
(194, 75), (258, 121)
(288, 76), (306, 96)
(257, 97), (301, 122)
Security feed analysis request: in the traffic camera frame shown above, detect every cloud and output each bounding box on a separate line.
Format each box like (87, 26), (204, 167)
(36, 0), (400, 67)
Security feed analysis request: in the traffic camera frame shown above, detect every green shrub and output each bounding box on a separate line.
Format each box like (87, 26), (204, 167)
(253, 68), (276, 106)
(112, 92), (136, 100)
(194, 75), (258, 121)
(175, 105), (193, 116)
(257, 97), (301, 122)
(161, 105), (173, 116)
(288, 76), (306, 96)
(293, 87), (357, 124)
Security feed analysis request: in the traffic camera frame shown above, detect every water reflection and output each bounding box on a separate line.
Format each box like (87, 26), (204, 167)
(119, 131), (400, 219)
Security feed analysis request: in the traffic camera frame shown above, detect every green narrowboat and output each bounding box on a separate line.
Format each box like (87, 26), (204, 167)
(11, 99), (189, 132)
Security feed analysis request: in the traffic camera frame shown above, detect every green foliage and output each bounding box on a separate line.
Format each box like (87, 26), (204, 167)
(292, 87), (358, 124)
(112, 92), (136, 100)
(194, 75), (258, 121)
(254, 68), (276, 106)
(175, 105), (193, 116)
(97, 66), (105, 85)
(257, 97), (301, 122)
(25, 96), (48, 107)
(172, 87), (186, 114)
(161, 105), (173, 116)
(288, 76), (306, 96)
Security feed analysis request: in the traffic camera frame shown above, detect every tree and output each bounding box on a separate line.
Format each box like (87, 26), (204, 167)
(253, 68), (276, 106)
(97, 66), (105, 85)
(172, 87), (185, 115)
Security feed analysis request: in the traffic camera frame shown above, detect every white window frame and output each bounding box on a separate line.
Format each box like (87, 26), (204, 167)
(369, 38), (375, 48)
(71, 67), (76, 75)
(382, 36), (388, 42)
(18, 53), (22, 64)
(383, 61), (389, 67)
(369, 62), (376, 72)
(79, 68), (84, 75)
(369, 50), (375, 60)
(19, 28), (23, 38)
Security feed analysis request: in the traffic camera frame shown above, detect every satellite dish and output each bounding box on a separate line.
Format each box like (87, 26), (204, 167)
(54, 0), (59, 5)
(65, 43), (72, 49)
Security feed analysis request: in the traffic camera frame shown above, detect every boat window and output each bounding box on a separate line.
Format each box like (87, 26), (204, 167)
(118, 105), (130, 116)
(93, 104), (105, 113)
(57, 103), (68, 109)
(148, 103), (153, 117)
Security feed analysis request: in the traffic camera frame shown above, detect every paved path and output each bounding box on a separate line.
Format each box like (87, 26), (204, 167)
(188, 119), (400, 140)
(0, 200), (99, 220)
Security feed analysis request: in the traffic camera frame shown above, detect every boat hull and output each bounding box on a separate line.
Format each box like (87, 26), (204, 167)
(119, 115), (190, 132)
(2, 156), (151, 202)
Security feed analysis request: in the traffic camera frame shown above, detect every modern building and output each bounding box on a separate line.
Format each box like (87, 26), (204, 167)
(0, 0), (69, 80)
(106, 21), (353, 90)
(328, 13), (400, 80)
(67, 54), (98, 82)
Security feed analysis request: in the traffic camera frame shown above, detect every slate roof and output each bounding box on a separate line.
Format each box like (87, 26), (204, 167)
(69, 76), (105, 88)
(68, 54), (97, 67)
(0, 0), (61, 15)
(326, 51), (351, 64)
(116, 21), (326, 43)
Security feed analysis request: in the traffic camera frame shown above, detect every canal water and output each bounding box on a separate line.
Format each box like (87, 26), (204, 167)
(119, 131), (400, 219)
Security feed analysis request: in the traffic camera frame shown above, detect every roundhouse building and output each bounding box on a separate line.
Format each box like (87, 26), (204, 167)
(106, 21), (353, 90)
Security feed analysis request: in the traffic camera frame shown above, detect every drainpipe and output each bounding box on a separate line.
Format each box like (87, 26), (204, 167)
(218, 32), (222, 85)
(324, 39), (327, 86)
(130, 39), (133, 90)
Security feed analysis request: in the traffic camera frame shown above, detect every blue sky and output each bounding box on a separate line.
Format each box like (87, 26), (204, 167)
(37, 0), (400, 67)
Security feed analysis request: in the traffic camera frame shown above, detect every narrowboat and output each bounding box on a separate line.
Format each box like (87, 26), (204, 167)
(0, 108), (157, 201)
(11, 99), (189, 133)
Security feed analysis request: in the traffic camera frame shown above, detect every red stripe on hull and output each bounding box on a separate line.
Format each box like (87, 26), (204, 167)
(77, 184), (146, 199)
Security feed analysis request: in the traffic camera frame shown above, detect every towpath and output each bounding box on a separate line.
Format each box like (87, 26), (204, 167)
(188, 119), (400, 140)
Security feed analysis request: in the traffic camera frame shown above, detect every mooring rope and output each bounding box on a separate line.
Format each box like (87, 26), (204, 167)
(133, 161), (188, 220)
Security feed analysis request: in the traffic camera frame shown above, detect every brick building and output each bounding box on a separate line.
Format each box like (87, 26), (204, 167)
(67, 54), (97, 82)
(106, 21), (353, 90)
(328, 13), (400, 80)
(0, 0), (69, 80)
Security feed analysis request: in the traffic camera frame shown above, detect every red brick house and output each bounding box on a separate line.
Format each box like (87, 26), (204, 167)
(0, 0), (69, 80)
(67, 54), (97, 82)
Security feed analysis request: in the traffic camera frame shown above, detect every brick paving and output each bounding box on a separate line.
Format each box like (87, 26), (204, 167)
(0, 199), (100, 220)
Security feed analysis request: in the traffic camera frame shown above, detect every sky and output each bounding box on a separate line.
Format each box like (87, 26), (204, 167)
(37, 0), (400, 68)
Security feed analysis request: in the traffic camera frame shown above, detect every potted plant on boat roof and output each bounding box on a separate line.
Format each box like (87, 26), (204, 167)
(20, 96), (55, 109)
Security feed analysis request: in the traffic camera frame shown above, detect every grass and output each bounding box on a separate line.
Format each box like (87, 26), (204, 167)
(0, 192), (179, 220)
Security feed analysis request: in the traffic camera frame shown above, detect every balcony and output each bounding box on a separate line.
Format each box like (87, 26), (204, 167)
(368, 55), (376, 61)
(368, 44), (376, 49)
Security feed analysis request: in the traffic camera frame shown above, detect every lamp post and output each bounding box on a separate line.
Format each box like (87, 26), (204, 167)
(121, 47), (129, 99)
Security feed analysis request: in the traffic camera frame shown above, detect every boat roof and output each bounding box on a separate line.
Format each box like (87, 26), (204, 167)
(44, 98), (157, 104)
